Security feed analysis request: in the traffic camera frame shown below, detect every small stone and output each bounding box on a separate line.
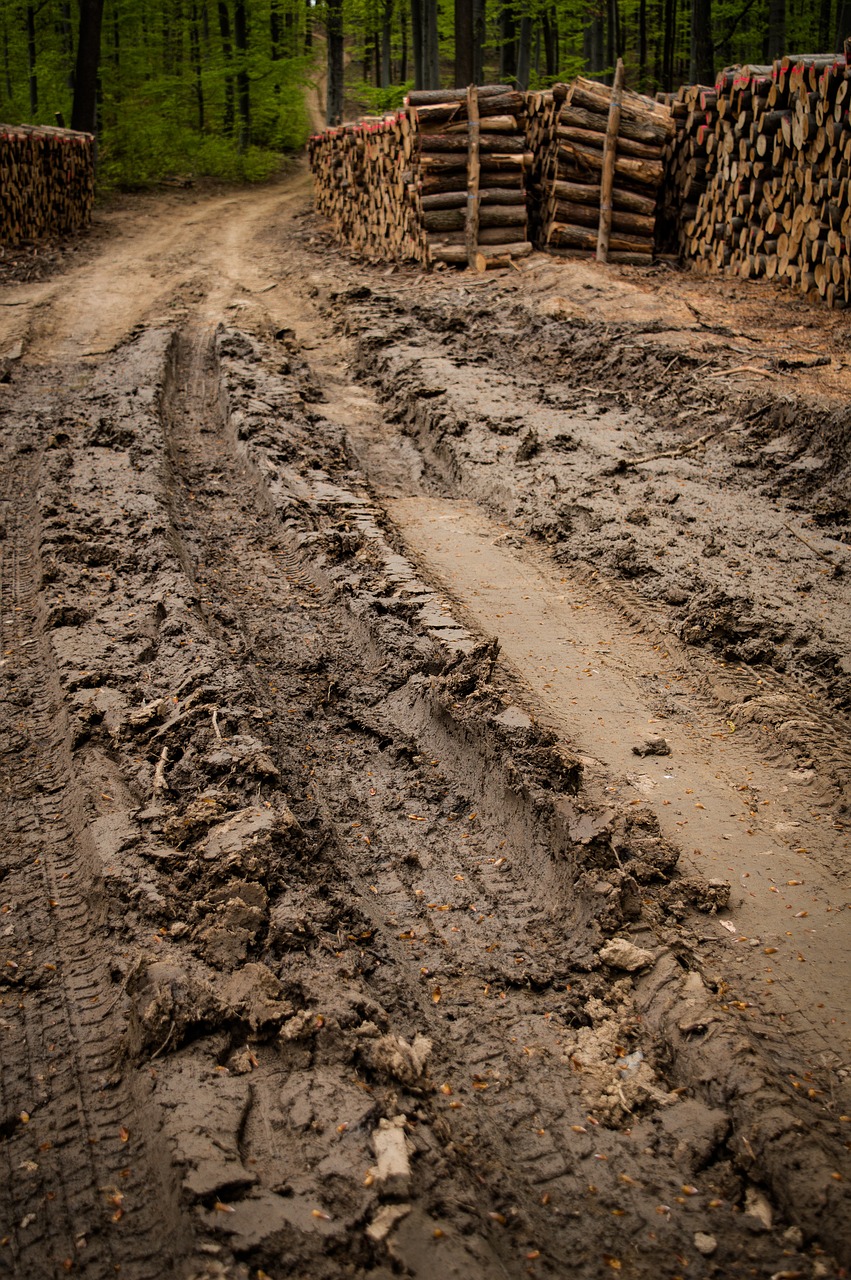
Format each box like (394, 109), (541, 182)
(781, 1225), (803, 1249)
(372, 1117), (411, 1199)
(365, 1203), (411, 1243)
(693, 1232), (717, 1257)
(599, 938), (657, 972)
(632, 736), (671, 757)
(743, 1185), (773, 1230)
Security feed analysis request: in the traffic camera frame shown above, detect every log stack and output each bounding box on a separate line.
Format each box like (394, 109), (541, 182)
(0, 123), (95, 247)
(309, 86), (534, 270)
(409, 84), (533, 268)
(308, 112), (424, 263)
(532, 75), (674, 263)
(664, 49), (851, 308)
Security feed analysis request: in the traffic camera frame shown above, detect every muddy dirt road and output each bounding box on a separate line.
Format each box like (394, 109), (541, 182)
(1, 168), (850, 1280)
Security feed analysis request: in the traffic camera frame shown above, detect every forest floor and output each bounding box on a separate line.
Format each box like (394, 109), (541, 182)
(0, 165), (850, 1280)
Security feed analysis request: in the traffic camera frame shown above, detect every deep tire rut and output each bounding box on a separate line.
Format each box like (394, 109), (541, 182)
(0, 460), (179, 1278)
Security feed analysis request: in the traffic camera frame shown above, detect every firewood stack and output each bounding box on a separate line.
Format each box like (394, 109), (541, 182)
(533, 76), (674, 263)
(525, 85), (566, 245)
(0, 124), (95, 247)
(309, 86), (534, 270)
(409, 85), (532, 268)
(308, 113), (424, 263)
(664, 49), (851, 308)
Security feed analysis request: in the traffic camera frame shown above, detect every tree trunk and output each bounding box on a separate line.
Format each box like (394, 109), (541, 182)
(423, 0), (439, 89)
(381, 0), (392, 89)
(305, 0), (312, 50)
(71, 0), (105, 133)
(819, 0), (832, 49)
(59, 2), (75, 89)
(400, 6), (407, 81)
(837, 1), (851, 50)
(766, 0), (784, 58)
(270, 0), (281, 59)
(363, 27), (372, 81)
(455, 0), (475, 86)
(583, 6), (604, 75)
(689, 0), (713, 83)
(516, 14), (532, 89)
(326, 0), (344, 124)
(605, 0), (616, 84)
(411, 0), (424, 89)
(473, 0), (485, 82)
(3, 12), (13, 101)
(662, 0), (675, 91)
(217, 1), (235, 135)
(26, 5), (38, 118)
(638, 0), (646, 89)
(499, 3), (516, 80)
(365, 30), (376, 87)
(191, 0), (205, 129)
(234, 0), (250, 148)
(547, 8), (560, 77)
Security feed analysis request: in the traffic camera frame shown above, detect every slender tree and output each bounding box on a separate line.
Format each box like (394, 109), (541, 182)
(411, 0), (424, 85)
(422, 0), (439, 87)
(455, 0), (475, 84)
(516, 11), (531, 86)
(234, 0), (250, 146)
(26, 4), (38, 116)
(217, 0), (235, 134)
(499, 1), (516, 79)
(71, 0), (105, 132)
(326, 0), (344, 122)
(690, 0), (712, 81)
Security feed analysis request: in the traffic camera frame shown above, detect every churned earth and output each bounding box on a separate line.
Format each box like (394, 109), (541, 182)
(0, 164), (849, 1280)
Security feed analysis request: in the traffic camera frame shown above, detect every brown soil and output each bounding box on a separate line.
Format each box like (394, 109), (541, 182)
(1, 163), (849, 1280)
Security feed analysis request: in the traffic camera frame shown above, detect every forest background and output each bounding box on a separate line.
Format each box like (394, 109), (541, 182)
(2, 0), (849, 188)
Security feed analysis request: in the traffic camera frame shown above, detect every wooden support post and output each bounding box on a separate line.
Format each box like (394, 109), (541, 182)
(597, 57), (625, 263)
(466, 83), (482, 270)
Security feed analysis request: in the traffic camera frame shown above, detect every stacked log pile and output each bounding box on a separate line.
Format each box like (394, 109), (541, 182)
(309, 85), (533, 269)
(664, 49), (851, 307)
(308, 112), (424, 262)
(531, 75), (674, 263)
(0, 124), (95, 246)
(411, 85), (532, 268)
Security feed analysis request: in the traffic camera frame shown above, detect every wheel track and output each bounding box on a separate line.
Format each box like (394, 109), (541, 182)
(155, 322), (851, 1275)
(0, 441), (183, 1278)
(343, 296), (851, 819)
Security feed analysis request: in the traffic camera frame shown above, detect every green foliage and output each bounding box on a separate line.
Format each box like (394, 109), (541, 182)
(0, 0), (314, 190)
(352, 78), (413, 109)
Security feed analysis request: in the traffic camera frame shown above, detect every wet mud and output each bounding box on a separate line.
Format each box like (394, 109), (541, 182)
(0, 179), (850, 1279)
